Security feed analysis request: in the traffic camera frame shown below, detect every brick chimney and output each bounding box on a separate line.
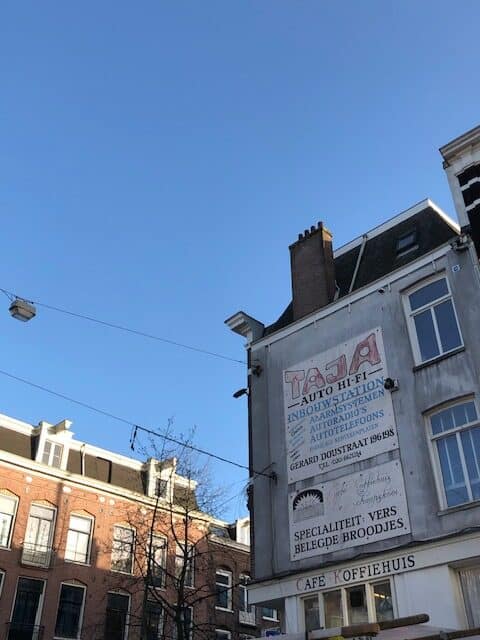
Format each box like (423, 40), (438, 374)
(289, 222), (335, 321)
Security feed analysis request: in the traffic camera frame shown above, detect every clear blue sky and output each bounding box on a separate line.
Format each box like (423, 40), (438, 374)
(1, 1), (479, 520)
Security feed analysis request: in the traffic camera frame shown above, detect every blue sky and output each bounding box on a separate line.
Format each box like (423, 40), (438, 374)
(1, 1), (479, 520)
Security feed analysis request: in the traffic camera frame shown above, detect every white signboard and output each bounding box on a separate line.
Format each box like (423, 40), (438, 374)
(289, 460), (411, 561)
(284, 327), (397, 483)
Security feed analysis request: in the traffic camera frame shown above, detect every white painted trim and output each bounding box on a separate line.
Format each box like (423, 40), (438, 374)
(334, 199), (458, 258)
(251, 245), (453, 351)
(10, 575), (46, 631)
(460, 176), (480, 191)
(247, 531), (480, 605)
(402, 273), (464, 367)
(54, 581), (87, 640)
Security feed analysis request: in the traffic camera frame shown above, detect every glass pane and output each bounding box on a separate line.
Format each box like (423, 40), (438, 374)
(0, 496), (16, 515)
(0, 513), (13, 547)
(373, 582), (394, 621)
(461, 427), (480, 500)
(459, 567), (480, 627)
(42, 440), (52, 464)
(216, 573), (230, 585)
(304, 596), (320, 632)
(346, 585), (368, 623)
(55, 585), (84, 638)
(435, 300), (462, 353)
(431, 402), (477, 435)
(71, 516), (91, 533)
(414, 310), (440, 361)
(437, 436), (469, 506)
(323, 590), (343, 628)
(409, 279), (448, 311)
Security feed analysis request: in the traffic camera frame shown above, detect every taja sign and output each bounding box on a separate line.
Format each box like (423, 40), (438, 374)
(284, 328), (397, 483)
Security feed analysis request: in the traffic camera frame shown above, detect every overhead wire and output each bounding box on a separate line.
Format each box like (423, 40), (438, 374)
(0, 367), (275, 480)
(0, 288), (246, 365)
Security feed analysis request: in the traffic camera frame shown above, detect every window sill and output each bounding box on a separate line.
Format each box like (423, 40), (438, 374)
(0, 546), (12, 552)
(110, 568), (134, 576)
(437, 498), (480, 516)
(262, 618), (279, 623)
(215, 607), (233, 614)
(64, 559), (91, 567)
(412, 346), (465, 372)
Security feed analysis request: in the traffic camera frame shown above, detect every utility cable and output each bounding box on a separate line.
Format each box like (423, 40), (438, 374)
(0, 288), (246, 365)
(0, 368), (275, 480)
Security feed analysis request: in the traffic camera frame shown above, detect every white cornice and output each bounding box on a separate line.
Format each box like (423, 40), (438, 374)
(334, 199), (457, 258)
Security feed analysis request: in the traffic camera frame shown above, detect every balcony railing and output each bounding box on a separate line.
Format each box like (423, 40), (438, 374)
(239, 609), (256, 626)
(20, 543), (53, 568)
(6, 622), (44, 640)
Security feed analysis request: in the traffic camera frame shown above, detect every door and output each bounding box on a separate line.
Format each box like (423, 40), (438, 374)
(9, 578), (45, 639)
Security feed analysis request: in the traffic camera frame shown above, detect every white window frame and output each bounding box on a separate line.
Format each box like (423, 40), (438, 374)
(0, 494), (18, 549)
(42, 440), (64, 468)
(106, 590), (131, 640)
(173, 606), (193, 640)
(111, 525), (135, 574)
(215, 569), (233, 611)
(426, 397), (480, 509)
(262, 606), (279, 621)
(22, 503), (57, 567)
(0, 570), (4, 597)
(149, 535), (167, 589)
(10, 576), (46, 632)
(215, 630), (232, 640)
(65, 514), (94, 565)
(300, 578), (396, 628)
(175, 543), (194, 588)
(54, 582), (86, 640)
(144, 599), (164, 639)
(403, 275), (463, 366)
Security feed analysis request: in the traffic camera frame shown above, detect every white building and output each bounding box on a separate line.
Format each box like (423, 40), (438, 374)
(226, 125), (480, 632)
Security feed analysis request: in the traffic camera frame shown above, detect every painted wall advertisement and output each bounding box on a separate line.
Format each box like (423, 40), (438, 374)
(289, 460), (411, 561)
(284, 327), (397, 484)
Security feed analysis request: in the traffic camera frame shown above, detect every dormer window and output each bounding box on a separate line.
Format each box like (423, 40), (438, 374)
(396, 230), (418, 257)
(42, 440), (63, 468)
(155, 478), (168, 499)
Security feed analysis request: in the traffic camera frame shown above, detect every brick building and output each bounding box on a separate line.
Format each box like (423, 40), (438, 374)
(0, 411), (274, 640)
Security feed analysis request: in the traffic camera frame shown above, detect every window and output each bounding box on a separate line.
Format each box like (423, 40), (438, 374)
(428, 399), (480, 507)
(459, 566), (480, 627)
(173, 606), (192, 640)
(312, 580), (394, 627)
(216, 631), (231, 640)
(55, 583), (86, 639)
(175, 544), (194, 588)
(105, 592), (130, 640)
(405, 277), (462, 364)
(149, 535), (167, 588)
(324, 590), (343, 627)
(155, 478), (168, 499)
(65, 515), (93, 564)
(215, 569), (232, 610)
(111, 526), (134, 574)
(143, 600), (164, 640)
(0, 570), (4, 597)
(239, 575), (255, 625)
(261, 607), (278, 621)
(0, 494), (18, 548)
(396, 230), (418, 257)
(10, 577), (45, 636)
(42, 440), (63, 468)
(303, 596), (320, 632)
(372, 581), (394, 622)
(22, 504), (56, 567)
